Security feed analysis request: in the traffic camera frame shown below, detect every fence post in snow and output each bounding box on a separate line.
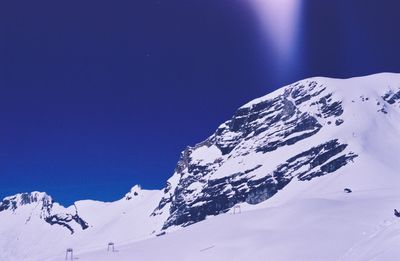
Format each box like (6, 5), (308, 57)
(65, 248), (73, 260)
(108, 242), (115, 252)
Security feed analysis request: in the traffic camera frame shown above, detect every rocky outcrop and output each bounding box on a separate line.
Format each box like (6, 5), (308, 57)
(0, 192), (88, 234)
(153, 79), (356, 229)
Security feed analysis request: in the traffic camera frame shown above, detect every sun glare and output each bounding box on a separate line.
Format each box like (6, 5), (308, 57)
(249, 0), (302, 65)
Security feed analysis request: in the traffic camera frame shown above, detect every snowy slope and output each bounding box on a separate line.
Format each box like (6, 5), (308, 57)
(1, 73), (400, 261)
(51, 185), (400, 261)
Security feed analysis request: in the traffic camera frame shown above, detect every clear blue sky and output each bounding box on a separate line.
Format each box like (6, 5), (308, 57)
(1, 0), (399, 206)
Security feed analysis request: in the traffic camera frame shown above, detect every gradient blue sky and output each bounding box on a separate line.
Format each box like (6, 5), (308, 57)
(1, 0), (400, 206)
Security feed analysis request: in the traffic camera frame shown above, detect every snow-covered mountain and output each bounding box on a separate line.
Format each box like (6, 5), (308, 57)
(1, 73), (400, 261)
(152, 72), (400, 230)
(0, 191), (88, 235)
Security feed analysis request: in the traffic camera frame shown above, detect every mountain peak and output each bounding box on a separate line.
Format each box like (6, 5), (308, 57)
(0, 191), (53, 212)
(153, 73), (400, 229)
(125, 184), (142, 200)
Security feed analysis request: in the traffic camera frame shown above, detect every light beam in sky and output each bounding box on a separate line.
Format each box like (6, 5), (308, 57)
(248, 0), (303, 69)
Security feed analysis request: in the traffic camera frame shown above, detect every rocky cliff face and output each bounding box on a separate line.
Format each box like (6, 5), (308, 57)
(152, 74), (400, 229)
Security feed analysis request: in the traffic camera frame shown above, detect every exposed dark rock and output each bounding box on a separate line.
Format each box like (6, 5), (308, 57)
(0, 192), (53, 214)
(335, 119), (344, 126)
(383, 89), (400, 105)
(152, 80), (356, 230)
(45, 213), (88, 234)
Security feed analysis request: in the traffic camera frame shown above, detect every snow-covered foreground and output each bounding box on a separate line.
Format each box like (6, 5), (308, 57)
(49, 174), (400, 261)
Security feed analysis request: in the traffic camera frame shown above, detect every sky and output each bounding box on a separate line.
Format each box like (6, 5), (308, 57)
(1, 0), (400, 206)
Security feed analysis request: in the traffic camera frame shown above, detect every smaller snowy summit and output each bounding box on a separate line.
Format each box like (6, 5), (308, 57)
(125, 185), (142, 200)
(0, 191), (52, 212)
